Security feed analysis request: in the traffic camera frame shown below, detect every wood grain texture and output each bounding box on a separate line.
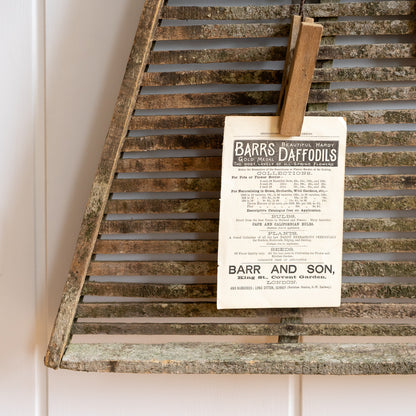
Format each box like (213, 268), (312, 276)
(44, 0), (166, 370)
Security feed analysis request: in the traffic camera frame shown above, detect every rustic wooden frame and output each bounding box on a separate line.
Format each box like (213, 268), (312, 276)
(45, 0), (416, 374)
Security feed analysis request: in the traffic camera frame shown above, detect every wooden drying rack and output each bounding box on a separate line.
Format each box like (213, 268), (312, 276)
(45, 0), (416, 374)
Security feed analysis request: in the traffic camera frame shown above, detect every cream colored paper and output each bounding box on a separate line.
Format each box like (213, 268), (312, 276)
(217, 116), (347, 309)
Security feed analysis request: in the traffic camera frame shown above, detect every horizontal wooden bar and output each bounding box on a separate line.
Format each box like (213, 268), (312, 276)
(87, 261), (217, 277)
(345, 175), (416, 191)
(93, 238), (416, 255)
(61, 342), (416, 374)
(137, 87), (416, 108)
(116, 154), (415, 174)
(129, 109), (416, 130)
(99, 219), (219, 234)
(111, 175), (415, 194)
(111, 178), (221, 193)
(105, 198), (220, 214)
(154, 20), (415, 41)
(87, 260), (415, 277)
(98, 217), (415, 234)
(116, 156), (221, 173)
(343, 239), (416, 253)
(149, 43), (415, 65)
(122, 135), (223, 152)
(162, 2), (416, 20)
(82, 282), (416, 300)
(94, 240), (218, 255)
(72, 321), (416, 337)
(344, 196), (416, 211)
(76, 302), (416, 319)
(105, 196), (416, 215)
(120, 132), (416, 152)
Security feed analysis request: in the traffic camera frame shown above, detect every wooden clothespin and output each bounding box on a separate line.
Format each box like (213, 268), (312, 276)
(276, 15), (323, 136)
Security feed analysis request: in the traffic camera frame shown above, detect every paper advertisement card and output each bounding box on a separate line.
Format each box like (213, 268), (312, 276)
(217, 116), (347, 309)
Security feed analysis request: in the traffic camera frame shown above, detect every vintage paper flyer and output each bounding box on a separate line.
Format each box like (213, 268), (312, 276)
(217, 116), (347, 309)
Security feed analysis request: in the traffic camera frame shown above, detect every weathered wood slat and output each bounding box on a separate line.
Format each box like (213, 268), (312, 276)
(345, 175), (416, 191)
(136, 87), (416, 107)
(121, 131), (416, 152)
(116, 155), (415, 173)
(105, 198), (220, 214)
(347, 131), (416, 147)
(122, 135), (223, 152)
(93, 238), (416, 255)
(343, 239), (416, 253)
(76, 302), (416, 319)
(116, 156), (221, 173)
(111, 175), (415, 194)
(61, 342), (416, 374)
(105, 196), (416, 215)
(106, 199), (220, 214)
(149, 43), (415, 65)
(347, 152), (416, 167)
(99, 219), (219, 234)
(344, 218), (416, 233)
(154, 20), (415, 41)
(72, 322), (416, 337)
(87, 261), (218, 277)
(142, 67), (415, 87)
(162, 2), (416, 20)
(344, 196), (416, 211)
(60, 342), (416, 374)
(94, 240), (218, 255)
(111, 178), (221, 193)
(81, 281), (416, 300)
(98, 217), (415, 234)
(86, 260), (415, 277)
(129, 109), (416, 130)
(44, 0), (167, 370)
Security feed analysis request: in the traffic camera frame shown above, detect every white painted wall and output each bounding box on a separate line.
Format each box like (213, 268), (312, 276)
(1, 1), (415, 415)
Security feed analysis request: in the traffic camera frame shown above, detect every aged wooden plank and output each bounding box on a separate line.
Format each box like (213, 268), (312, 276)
(60, 343), (416, 374)
(75, 302), (416, 319)
(105, 198), (220, 215)
(111, 175), (415, 194)
(116, 156), (221, 173)
(162, 2), (416, 20)
(98, 217), (414, 234)
(149, 43), (415, 65)
(344, 218), (416, 233)
(94, 239), (218, 255)
(343, 261), (416, 278)
(81, 281), (416, 300)
(87, 261), (218, 276)
(343, 239), (416, 253)
(142, 70), (280, 87)
(129, 109), (416, 130)
(111, 178), (221, 193)
(344, 196), (416, 211)
(345, 175), (416, 191)
(86, 260), (414, 277)
(346, 152), (416, 167)
(154, 20), (415, 41)
(99, 219), (219, 234)
(72, 322), (416, 337)
(347, 131), (416, 147)
(44, 0), (166, 370)
(136, 87), (415, 107)
(82, 282), (216, 298)
(120, 131), (416, 152)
